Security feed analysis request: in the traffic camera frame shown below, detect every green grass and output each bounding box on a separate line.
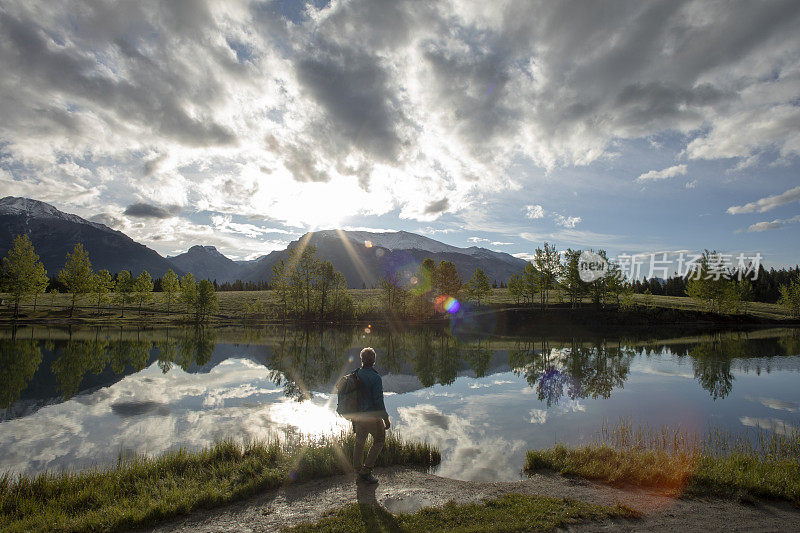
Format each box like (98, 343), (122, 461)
(1, 288), (791, 325)
(524, 420), (800, 504)
(0, 434), (440, 533)
(285, 493), (640, 533)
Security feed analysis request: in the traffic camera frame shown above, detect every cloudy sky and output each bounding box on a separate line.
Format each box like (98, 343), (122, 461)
(1, 0), (799, 266)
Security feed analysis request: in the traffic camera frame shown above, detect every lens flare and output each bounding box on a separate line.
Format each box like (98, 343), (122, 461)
(434, 295), (460, 314)
(445, 297), (460, 313)
(364, 240), (373, 248)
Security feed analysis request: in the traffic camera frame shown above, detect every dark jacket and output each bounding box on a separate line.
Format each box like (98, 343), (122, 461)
(356, 366), (388, 419)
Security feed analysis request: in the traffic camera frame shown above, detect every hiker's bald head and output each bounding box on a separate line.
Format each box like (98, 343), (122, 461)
(360, 347), (376, 367)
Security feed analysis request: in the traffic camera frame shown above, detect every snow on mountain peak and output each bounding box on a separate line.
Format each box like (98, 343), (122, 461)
(308, 229), (517, 262)
(0, 196), (114, 233)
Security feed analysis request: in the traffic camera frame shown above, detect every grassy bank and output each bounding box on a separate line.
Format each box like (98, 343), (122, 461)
(1, 289), (792, 326)
(0, 434), (440, 533)
(525, 420), (800, 504)
(286, 493), (640, 533)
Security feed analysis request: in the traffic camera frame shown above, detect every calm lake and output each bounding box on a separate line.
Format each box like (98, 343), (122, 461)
(1, 324), (799, 481)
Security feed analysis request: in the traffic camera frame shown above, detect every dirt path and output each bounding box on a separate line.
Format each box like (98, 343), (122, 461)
(139, 467), (800, 532)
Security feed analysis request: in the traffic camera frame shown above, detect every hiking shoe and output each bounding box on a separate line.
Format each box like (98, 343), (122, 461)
(358, 471), (379, 484)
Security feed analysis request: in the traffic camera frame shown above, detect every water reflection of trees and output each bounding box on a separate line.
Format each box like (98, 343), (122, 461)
(680, 337), (747, 400)
(2, 326), (799, 410)
(157, 328), (217, 372)
(0, 332), (42, 410)
(51, 331), (110, 399)
(46, 327), (216, 400)
(509, 339), (635, 406)
(267, 327), (352, 400)
(261, 326), (488, 399)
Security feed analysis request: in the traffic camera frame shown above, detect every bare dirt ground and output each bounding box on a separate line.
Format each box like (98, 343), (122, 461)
(138, 467), (800, 532)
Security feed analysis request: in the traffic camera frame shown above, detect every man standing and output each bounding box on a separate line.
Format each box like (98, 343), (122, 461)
(352, 347), (390, 484)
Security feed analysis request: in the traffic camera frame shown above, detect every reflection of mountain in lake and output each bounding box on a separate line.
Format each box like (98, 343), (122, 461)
(1, 326), (799, 420)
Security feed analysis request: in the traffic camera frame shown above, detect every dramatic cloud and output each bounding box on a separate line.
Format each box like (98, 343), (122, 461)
(637, 164), (687, 182)
(727, 186), (800, 214)
(424, 198), (450, 215)
(0, 0), (799, 261)
(123, 203), (181, 219)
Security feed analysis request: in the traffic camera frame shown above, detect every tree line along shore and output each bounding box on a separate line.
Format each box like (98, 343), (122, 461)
(1, 234), (799, 325)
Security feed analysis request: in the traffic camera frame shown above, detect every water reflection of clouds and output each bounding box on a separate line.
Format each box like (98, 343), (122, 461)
(635, 366), (695, 380)
(740, 417), (799, 435)
(4, 332), (800, 480)
(745, 396), (800, 413)
(394, 404), (525, 481)
(529, 409), (547, 424)
(0, 358), (345, 475)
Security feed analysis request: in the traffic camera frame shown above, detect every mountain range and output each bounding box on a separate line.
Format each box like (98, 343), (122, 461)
(0, 196), (526, 286)
(0, 197), (180, 278)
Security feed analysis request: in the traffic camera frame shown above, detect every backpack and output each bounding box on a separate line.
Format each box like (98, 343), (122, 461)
(335, 368), (363, 419)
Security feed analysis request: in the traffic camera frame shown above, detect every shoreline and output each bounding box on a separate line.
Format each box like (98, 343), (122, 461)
(2, 303), (798, 331)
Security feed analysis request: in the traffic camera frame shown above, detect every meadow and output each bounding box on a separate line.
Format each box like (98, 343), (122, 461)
(1, 288), (792, 324)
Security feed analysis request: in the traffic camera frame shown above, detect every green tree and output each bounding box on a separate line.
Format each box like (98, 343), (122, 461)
(58, 243), (94, 317)
(559, 248), (584, 309)
(507, 272), (524, 304)
(737, 278), (754, 315)
(533, 242), (560, 307)
(271, 259), (290, 319)
(466, 267), (492, 303)
(778, 275), (800, 318)
(328, 270), (353, 319)
(180, 273), (198, 316)
(287, 244), (318, 317)
(194, 279), (218, 322)
(316, 260), (337, 319)
(432, 260), (462, 297)
(115, 270), (134, 318)
(522, 262), (538, 304)
(619, 283), (636, 310)
(91, 269), (114, 315)
(604, 259), (625, 306)
(380, 274), (407, 315)
(685, 250), (730, 313)
(31, 265), (49, 313)
(133, 271), (154, 316)
(161, 269), (179, 314)
(412, 258), (436, 296)
(585, 249), (612, 309)
(1, 234), (49, 318)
